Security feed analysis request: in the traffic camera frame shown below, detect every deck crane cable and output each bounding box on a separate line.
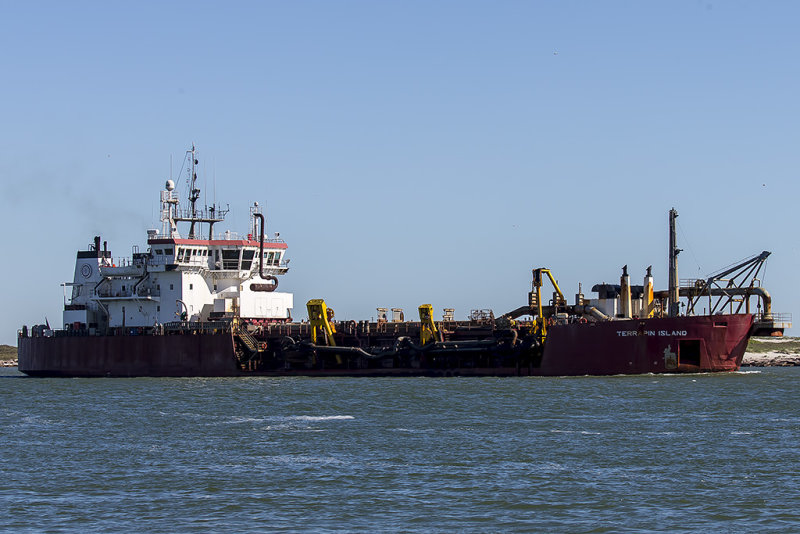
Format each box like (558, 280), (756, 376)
(676, 218), (702, 275)
(175, 153), (187, 189)
(705, 251), (765, 279)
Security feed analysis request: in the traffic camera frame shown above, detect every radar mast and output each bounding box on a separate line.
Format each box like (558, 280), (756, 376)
(166, 145), (229, 239)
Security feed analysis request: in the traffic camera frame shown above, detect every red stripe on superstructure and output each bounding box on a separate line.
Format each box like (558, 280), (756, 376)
(148, 239), (288, 249)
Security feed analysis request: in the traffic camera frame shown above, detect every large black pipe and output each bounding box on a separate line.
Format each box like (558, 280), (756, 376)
(252, 213), (278, 292)
(294, 336), (504, 360)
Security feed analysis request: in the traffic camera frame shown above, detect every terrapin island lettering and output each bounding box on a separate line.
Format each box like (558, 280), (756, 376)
(616, 330), (688, 337)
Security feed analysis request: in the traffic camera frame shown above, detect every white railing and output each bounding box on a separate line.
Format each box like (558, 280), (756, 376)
(101, 258), (146, 268)
(755, 312), (792, 324)
(209, 231), (285, 243)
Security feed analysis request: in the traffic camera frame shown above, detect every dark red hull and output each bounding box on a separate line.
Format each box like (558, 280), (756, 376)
(19, 333), (241, 377)
(537, 314), (751, 375)
(18, 314), (752, 377)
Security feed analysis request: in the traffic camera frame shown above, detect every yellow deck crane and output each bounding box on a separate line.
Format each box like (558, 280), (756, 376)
(307, 299), (336, 346)
(418, 304), (442, 345)
(530, 268), (567, 344)
(307, 299), (342, 365)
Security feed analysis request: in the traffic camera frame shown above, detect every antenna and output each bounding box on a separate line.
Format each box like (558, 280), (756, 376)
(186, 144), (201, 239)
(169, 144), (229, 240)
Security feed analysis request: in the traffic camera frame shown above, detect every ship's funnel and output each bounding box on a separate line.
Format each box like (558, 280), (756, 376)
(643, 265), (654, 318)
(620, 265), (632, 319)
(575, 282), (584, 306)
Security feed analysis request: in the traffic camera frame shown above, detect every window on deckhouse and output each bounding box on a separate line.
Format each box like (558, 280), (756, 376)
(241, 250), (255, 270)
(221, 249), (240, 270)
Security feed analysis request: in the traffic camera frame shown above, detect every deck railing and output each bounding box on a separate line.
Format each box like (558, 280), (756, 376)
(754, 312), (792, 324)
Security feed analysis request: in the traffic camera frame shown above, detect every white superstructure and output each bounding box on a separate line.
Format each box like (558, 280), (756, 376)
(62, 146), (293, 333)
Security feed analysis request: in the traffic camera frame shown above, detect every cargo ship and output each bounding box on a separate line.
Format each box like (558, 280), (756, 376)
(18, 148), (787, 377)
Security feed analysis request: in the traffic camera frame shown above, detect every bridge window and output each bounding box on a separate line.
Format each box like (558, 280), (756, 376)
(221, 249), (240, 270)
(241, 249), (255, 270)
(164, 248), (173, 255)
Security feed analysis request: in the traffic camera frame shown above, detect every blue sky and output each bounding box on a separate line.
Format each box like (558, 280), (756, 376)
(1, 1), (798, 344)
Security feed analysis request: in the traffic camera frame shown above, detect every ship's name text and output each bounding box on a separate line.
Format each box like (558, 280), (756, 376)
(616, 330), (688, 337)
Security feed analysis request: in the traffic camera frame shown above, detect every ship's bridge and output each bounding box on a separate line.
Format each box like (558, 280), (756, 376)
(147, 236), (289, 274)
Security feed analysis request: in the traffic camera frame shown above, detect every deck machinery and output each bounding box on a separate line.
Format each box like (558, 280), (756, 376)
(225, 258), (777, 375)
(16, 149), (790, 377)
(222, 210), (787, 375)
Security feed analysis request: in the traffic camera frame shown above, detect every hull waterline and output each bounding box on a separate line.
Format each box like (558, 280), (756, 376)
(18, 314), (752, 378)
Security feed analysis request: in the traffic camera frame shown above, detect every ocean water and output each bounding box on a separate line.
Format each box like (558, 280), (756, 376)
(1, 367), (799, 533)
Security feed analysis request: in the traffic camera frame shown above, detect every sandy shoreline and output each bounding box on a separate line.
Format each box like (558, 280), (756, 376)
(743, 337), (800, 366)
(742, 351), (800, 367)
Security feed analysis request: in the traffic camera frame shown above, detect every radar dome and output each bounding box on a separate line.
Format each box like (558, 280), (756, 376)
(165, 179), (175, 191)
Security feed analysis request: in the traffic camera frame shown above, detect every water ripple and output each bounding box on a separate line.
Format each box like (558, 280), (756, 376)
(0, 368), (799, 531)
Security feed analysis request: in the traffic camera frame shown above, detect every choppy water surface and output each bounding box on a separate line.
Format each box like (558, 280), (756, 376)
(1, 368), (799, 532)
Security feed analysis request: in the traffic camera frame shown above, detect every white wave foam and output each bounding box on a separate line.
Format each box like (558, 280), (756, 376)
(285, 415), (355, 422)
(223, 416), (266, 424)
(550, 429), (600, 435)
(269, 454), (347, 466)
